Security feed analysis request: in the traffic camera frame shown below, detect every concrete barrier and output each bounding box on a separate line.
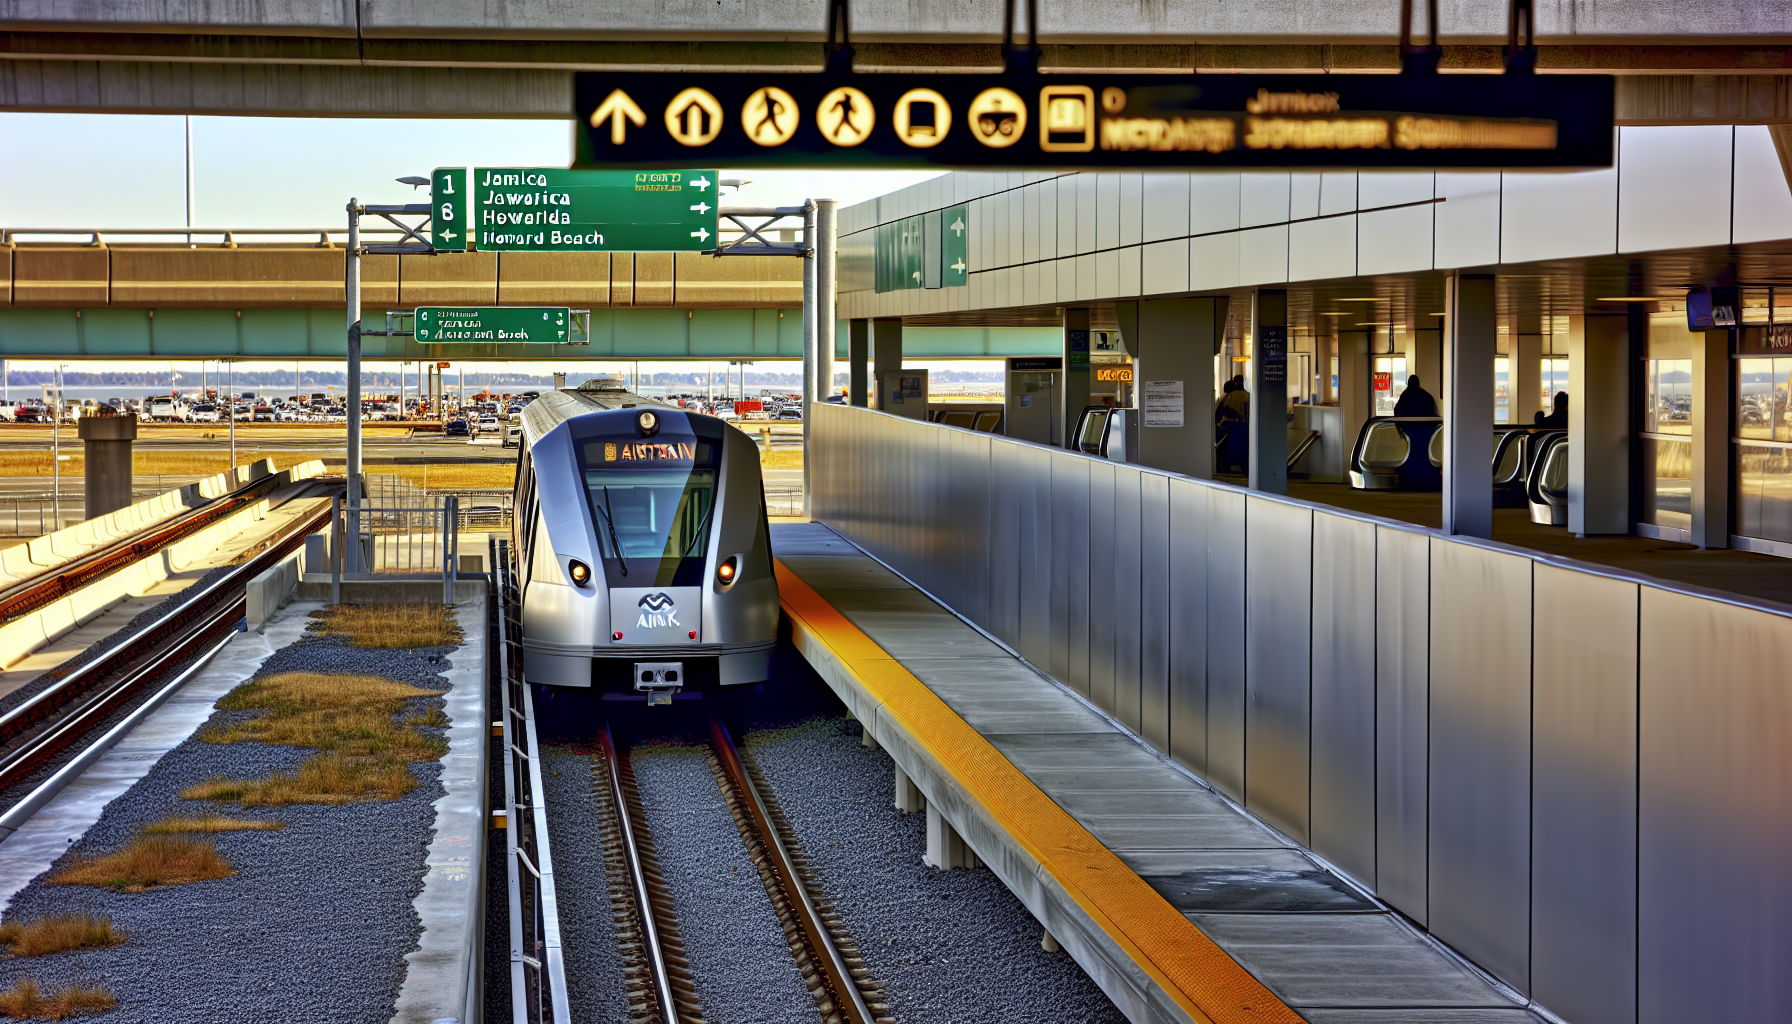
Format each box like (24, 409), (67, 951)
(245, 549), (305, 631)
(0, 458), (327, 591)
(0, 462), (331, 670)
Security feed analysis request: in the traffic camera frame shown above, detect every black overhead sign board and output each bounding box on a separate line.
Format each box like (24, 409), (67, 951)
(574, 70), (1614, 170)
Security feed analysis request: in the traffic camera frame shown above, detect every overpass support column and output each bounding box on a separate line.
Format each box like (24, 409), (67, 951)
(1568, 315), (1630, 536)
(1249, 290), (1288, 494)
(1061, 308), (1092, 449)
(79, 413), (135, 520)
(1690, 325), (1731, 548)
(1443, 274), (1496, 538)
(871, 319), (902, 407)
(1118, 298), (1222, 478)
(848, 320), (870, 407)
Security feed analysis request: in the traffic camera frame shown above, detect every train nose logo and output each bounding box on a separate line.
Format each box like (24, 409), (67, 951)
(637, 592), (680, 628)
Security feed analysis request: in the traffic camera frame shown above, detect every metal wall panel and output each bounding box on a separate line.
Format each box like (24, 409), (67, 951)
(1087, 461), (1116, 705)
(1167, 478), (1210, 775)
(1017, 444), (1052, 669)
(1429, 538), (1533, 996)
(1096, 173), (1122, 250)
(1532, 564), (1638, 1024)
(1310, 511), (1377, 889)
(1140, 473), (1172, 752)
(1639, 588), (1792, 1022)
(1206, 488), (1248, 802)
(1376, 524), (1430, 925)
(1058, 175), (1079, 256)
(1052, 455), (1089, 686)
(987, 438), (1022, 648)
(1112, 465), (1144, 729)
(1245, 496), (1314, 846)
(1076, 173), (1098, 254)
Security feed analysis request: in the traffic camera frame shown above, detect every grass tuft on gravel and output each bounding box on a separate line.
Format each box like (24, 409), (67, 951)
(141, 815), (283, 835)
(50, 835), (234, 893)
(0, 914), (125, 958)
(310, 604), (463, 649)
(181, 752), (419, 807)
(202, 671), (447, 761)
(0, 979), (116, 1020)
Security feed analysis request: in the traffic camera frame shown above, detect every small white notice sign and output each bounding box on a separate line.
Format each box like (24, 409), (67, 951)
(1142, 380), (1184, 428)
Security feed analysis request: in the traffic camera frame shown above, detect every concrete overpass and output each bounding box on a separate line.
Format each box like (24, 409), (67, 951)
(0, 1), (1787, 122)
(0, 229), (1058, 359)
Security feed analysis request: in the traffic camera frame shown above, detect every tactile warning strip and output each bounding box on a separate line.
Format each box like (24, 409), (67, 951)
(774, 560), (1302, 1024)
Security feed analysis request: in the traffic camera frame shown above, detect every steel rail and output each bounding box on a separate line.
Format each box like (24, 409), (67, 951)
(0, 471), (286, 626)
(494, 539), (572, 1024)
(0, 499), (331, 783)
(596, 721), (681, 1024)
(708, 718), (877, 1024)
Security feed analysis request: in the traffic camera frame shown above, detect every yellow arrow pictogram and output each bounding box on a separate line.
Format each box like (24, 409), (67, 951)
(590, 89), (647, 144)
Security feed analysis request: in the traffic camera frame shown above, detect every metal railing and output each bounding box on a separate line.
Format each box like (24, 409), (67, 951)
(493, 537), (571, 1024)
(327, 496), (462, 605)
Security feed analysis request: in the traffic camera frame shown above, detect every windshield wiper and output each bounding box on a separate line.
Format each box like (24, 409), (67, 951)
(683, 497), (716, 557)
(596, 486), (628, 577)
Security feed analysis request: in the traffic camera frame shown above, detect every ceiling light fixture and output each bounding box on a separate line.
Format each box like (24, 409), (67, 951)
(1594, 296), (1671, 302)
(1335, 297), (1384, 302)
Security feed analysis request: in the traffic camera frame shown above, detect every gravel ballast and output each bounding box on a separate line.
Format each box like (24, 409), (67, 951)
(0, 623), (460, 1024)
(630, 741), (817, 1024)
(745, 715), (1129, 1024)
(539, 743), (631, 1024)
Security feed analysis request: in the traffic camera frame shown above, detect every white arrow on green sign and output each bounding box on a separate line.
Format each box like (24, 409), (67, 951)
(434, 167), (721, 252)
(416, 307), (571, 344)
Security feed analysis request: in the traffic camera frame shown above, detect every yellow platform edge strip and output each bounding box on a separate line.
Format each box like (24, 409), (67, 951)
(774, 559), (1302, 1024)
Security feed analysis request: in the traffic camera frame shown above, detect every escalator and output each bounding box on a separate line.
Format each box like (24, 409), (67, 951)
(1348, 418), (1569, 520)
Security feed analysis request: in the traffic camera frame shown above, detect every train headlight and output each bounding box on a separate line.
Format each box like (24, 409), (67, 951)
(637, 410), (659, 436)
(716, 554), (739, 587)
(567, 559), (592, 587)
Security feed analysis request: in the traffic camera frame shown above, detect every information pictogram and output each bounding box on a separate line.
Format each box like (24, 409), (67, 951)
(665, 87), (723, 147)
(817, 86), (875, 147)
(1040, 85), (1096, 152)
(741, 86), (798, 147)
(893, 88), (951, 148)
(967, 88), (1027, 149)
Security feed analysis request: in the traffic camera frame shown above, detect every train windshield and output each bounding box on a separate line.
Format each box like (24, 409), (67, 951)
(574, 431), (719, 587)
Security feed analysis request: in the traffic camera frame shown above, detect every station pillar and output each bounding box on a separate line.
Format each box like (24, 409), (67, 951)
(848, 319), (870, 407)
(1443, 274), (1496, 538)
(79, 412), (135, 520)
(871, 319), (903, 408)
(1338, 329), (1372, 460)
(1249, 290), (1288, 494)
(1061, 308), (1092, 448)
(1690, 325), (1731, 548)
(1117, 297), (1222, 479)
(1568, 314), (1630, 536)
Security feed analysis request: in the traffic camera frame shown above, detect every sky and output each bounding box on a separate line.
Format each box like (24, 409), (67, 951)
(0, 112), (948, 385)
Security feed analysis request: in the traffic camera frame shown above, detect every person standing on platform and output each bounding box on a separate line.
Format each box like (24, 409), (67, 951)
(1393, 375), (1438, 417)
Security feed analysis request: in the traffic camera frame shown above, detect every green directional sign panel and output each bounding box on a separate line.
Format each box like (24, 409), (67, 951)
(942, 204), (968, 287)
(438, 167), (720, 252)
(416, 307), (572, 345)
(430, 168), (469, 251)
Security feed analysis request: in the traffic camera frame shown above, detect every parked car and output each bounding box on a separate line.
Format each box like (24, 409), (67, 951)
(479, 415), (500, 433)
(777, 406), (803, 420)
(445, 418), (470, 437)
(503, 423), (523, 448)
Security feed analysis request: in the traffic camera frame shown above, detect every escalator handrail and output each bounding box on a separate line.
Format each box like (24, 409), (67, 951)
(1349, 416), (1441, 475)
(1526, 432), (1569, 505)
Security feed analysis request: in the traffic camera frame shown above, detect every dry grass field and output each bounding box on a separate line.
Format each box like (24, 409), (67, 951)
(0, 913), (126, 958)
(311, 604), (463, 648)
(0, 979), (116, 1020)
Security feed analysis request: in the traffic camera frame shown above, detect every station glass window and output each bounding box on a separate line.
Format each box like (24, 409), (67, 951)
(1494, 356), (1510, 423)
(1541, 356), (1570, 415)
(1372, 355), (1408, 417)
(1639, 319), (1694, 532)
(1734, 290), (1792, 546)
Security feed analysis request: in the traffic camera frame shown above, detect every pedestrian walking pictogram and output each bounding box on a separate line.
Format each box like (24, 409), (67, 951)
(742, 86), (798, 147)
(817, 86), (875, 147)
(893, 88), (952, 148)
(665, 87), (723, 147)
(967, 88), (1027, 148)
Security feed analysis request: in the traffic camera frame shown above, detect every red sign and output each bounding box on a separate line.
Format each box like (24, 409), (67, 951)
(734, 399), (763, 413)
(1373, 372), (1392, 391)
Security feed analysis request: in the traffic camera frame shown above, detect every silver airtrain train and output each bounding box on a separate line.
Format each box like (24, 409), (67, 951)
(510, 379), (778, 701)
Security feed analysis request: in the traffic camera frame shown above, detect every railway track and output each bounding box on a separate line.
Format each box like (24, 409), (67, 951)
(0, 496), (333, 797)
(0, 469), (290, 626)
(492, 536), (888, 1024)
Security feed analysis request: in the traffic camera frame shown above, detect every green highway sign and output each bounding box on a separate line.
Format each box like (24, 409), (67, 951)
(430, 168), (468, 251)
(416, 307), (573, 345)
(435, 167), (721, 252)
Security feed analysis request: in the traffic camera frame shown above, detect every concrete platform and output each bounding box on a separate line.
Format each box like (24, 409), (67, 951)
(773, 521), (1541, 1024)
